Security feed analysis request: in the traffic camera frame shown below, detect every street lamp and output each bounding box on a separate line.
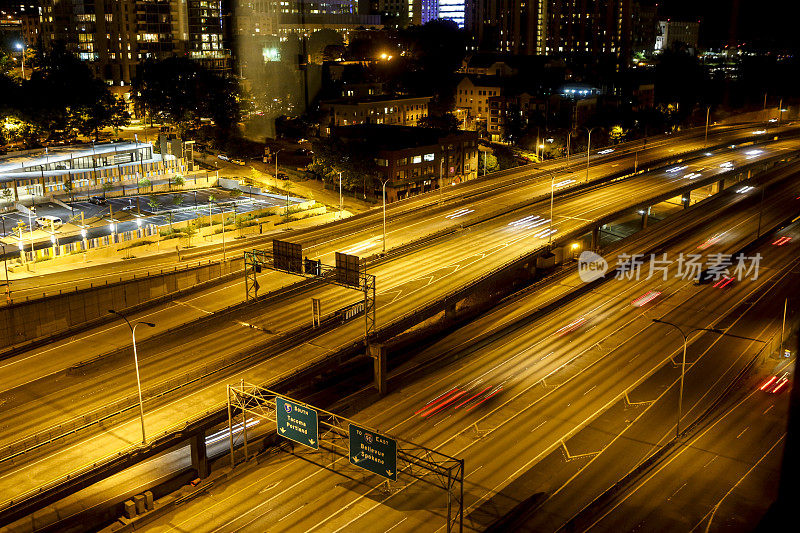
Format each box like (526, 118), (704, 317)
(704, 106), (711, 147)
(585, 127), (599, 183)
(0, 243), (9, 301)
(15, 42), (24, 79)
(274, 148), (284, 181)
(108, 309), (155, 445)
(548, 172), (556, 245)
(381, 178), (390, 253)
(652, 319), (723, 437)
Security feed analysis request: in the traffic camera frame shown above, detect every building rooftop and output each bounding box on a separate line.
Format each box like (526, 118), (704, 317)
(321, 94), (432, 106)
(335, 125), (475, 152)
(0, 142), (155, 175)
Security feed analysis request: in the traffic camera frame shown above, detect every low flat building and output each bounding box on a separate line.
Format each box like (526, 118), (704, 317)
(319, 95), (431, 136)
(0, 141), (184, 203)
(335, 125), (479, 203)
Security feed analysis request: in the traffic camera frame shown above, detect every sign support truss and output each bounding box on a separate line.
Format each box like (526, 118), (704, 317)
(244, 248), (377, 349)
(227, 382), (464, 533)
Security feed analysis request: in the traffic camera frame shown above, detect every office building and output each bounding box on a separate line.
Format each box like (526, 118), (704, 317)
(36, 0), (229, 85)
(655, 19), (700, 53)
(335, 125), (479, 202)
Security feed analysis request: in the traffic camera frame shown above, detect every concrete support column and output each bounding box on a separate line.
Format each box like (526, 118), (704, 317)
(190, 431), (210, 479)
(711, 179), (723, 194)
(682, 195), (691, 209)
(641, 209), (649, 229)
(370, 343), (387, 396)
(445, 302), (458, 320)
(591, 226), (600, 251)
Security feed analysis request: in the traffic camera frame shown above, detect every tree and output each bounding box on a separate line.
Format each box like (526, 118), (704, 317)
(609, 124), (628, 144)
(101, 181), (113, 198)
(477, 153), (499, 174)
(133, 57), (241, 137)
(229, 189), (243, 198)
(171, 195), (184, 207)
(165, 212), (175, 231)
(184, 223), (197, 247)
(173, 175), (185, 188)
(1, 188), (13, 204)
(147, 194), (159, 212)
(22, 41), (128, 140)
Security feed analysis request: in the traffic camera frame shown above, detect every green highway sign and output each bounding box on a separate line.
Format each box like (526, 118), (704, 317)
(348, 423), (397, 481)
(276, 397), (319, 450)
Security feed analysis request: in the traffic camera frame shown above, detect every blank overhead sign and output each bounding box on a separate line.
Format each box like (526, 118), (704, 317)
(336, 252), (361, 287)
(273, 239), (303, 274)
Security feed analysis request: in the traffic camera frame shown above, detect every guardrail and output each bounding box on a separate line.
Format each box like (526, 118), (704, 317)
(1, 131), (797, 522)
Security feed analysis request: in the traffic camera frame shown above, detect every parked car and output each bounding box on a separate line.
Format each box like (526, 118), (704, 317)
(277, 171), (288, 180)
(89, 196), (108, 205)
(217, 154), (230, 161)
(35, 215), (63, 229)
(231, 158), (247, 166)
(294, 148), (312, 156)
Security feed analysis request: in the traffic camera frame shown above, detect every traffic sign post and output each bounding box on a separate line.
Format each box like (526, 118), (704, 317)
(276, 397), (319, 450)
(228, 382), (463, 532)
(349, 423), (397, 481)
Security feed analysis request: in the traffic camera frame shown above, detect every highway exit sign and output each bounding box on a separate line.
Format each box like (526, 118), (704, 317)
(349, 423), (397, 481)
(276, 397), (319, 450)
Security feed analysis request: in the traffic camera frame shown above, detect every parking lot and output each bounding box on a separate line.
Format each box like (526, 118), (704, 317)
(0, 187), (304, 242)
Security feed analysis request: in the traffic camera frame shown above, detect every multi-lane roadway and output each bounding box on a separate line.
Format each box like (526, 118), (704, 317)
(0, 123), (798, 527)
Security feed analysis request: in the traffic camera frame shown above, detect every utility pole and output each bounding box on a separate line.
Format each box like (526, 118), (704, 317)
(780, 298), (788, 358)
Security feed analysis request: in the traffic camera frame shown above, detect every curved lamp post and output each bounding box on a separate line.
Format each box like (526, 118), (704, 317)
(652, 319), (723, 437)
(109, 309), (155, 445)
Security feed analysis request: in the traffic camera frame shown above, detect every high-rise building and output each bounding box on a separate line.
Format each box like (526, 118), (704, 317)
(466, 0), (547, 55)
(632, 1), (657, 54)
(546, 0), (632, 63)
(655, 19), (699, 53)
(37, 1), (229, 85)
(437, 0), (465, 27)
(468, 0), (632, 64)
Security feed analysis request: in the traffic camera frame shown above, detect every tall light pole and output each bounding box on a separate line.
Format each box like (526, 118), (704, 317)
(585, 127), (598, 183)
(108, 310), (155, 445)
(0, 243), (9, 301)
(652, 319), (723, 437)
(439, 157), (445, 204)
(778, 98), (784, 125)
(338, 171), (343, 219)
(274, 148), (283, 181)
(566, 131), (572, 162)
(381, 178), (390, 253)
(704, 106), (711, 147)
(15, 42), (25, 79)
(549, 173), (555, 244)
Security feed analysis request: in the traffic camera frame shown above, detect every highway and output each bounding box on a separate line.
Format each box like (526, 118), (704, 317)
(1, 122), (789, 300)
(1, 140), (795, 444)
(577, 362), (791, 532)
(85, 160), (800, 532)
(0, 127), (797, 524)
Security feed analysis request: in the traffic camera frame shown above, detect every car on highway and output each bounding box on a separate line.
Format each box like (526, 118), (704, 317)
(217, 154), (230, 161)
(760, 372), (790, 394)
(230, 158), (247, 166)
(89, 196), (108, 205)
(35, 215), (63, 229)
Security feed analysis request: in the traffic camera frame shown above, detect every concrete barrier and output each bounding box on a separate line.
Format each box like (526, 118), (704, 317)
(0, 256), (244, 355)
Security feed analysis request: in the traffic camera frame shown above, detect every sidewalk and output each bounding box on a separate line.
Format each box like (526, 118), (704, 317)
(242, 166), (375, 215)
(1, 208), (343, 282)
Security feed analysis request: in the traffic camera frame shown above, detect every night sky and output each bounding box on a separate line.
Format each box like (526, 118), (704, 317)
(657, 0), (800, 49)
